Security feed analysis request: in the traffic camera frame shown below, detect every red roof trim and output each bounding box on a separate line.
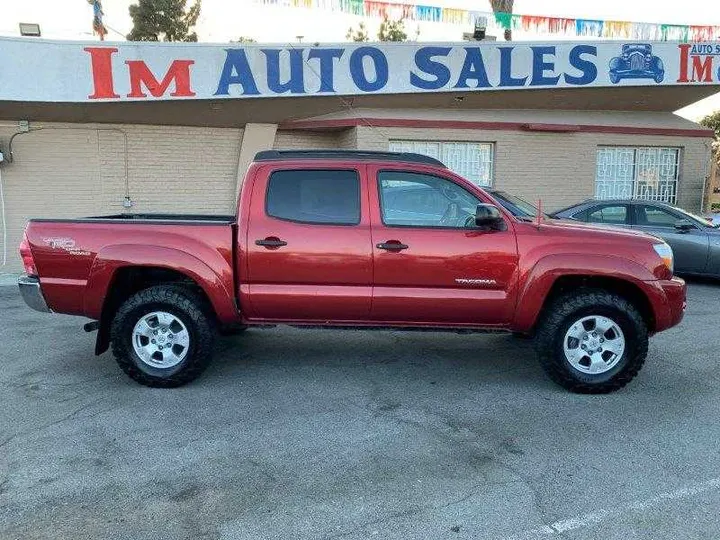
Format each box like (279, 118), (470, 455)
(280, 117), (714, 138)
(521, 123), (581, 132)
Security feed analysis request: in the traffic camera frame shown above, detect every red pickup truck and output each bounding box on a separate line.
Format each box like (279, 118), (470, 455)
(18, 150), (686, 393)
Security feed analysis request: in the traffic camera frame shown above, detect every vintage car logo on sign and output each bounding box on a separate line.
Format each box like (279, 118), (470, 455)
(609, 43), (665, 84)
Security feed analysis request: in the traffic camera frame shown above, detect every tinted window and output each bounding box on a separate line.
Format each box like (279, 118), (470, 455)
(266, 170), (360, 225)
(585, 205), (628, 225)
(636, 205), (681, 227)
(378, 171), (481, 228)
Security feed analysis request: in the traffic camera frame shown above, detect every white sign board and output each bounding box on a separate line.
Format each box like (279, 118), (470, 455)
(0, 37), (717, 102)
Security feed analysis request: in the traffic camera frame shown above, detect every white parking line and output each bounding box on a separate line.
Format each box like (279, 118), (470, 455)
(507, 477), (720, 539)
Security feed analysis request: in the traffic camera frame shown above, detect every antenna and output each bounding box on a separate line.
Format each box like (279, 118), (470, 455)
(536, 199), (543, 228)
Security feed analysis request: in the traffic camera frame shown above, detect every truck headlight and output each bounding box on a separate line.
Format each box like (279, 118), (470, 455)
(653, 242), (674, 274)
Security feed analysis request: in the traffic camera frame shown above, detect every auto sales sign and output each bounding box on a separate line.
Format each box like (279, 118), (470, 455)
(0, 37), (718, 102)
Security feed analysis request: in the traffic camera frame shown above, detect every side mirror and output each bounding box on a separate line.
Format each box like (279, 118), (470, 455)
(674, 219), (694, 232)
(475, 204), (505, 230)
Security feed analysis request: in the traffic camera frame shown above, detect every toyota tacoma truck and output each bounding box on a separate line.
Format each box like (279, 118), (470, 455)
(18, 150), (686, 393)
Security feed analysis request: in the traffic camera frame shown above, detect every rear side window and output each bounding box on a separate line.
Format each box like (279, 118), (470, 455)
(266, 169), (360, 225)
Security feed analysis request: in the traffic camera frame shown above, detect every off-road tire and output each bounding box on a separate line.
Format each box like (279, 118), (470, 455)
(110, 285), (216, 388)
(534, 289), (648, 394)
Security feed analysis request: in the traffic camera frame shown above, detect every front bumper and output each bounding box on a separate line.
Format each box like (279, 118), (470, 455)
(614, 69), (655, 76)
(652, 277), (686, 332)
(18, 275), (51, 313)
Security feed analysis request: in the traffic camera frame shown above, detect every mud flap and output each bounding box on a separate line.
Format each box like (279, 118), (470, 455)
(94, 319), (110, 355)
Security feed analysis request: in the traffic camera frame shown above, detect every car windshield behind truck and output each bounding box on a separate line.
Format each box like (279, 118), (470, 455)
(491, 190), (550, 221)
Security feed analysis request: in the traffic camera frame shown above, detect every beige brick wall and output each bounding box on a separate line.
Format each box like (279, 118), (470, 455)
(273, 130), (340, 149)
(355, 126), (711, 213)
(0, 119), (710, 273)
(0, 125), (102, 273)
(0, 122), (242, 272)
(100, 125), (242, 214)
(337, 128), (357, 149)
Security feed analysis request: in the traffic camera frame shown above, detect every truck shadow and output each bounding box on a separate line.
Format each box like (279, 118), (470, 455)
(210, 328), (547, 390)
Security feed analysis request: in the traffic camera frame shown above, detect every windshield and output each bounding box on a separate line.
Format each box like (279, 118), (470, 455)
(673, 206), (716, 228)
(491, 190), (550, 221)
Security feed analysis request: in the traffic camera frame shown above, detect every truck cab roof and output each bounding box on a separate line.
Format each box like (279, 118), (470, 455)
(253, 149), (447, 168)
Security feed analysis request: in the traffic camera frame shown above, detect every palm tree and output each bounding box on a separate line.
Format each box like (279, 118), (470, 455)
(490, 0), (514, 41)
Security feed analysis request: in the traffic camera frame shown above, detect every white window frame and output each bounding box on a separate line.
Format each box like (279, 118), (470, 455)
(595, 146), (681, 204)
(389, 140), (495, 187)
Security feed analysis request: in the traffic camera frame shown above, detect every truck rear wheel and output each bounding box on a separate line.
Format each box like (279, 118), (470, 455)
(110, 285), (216, 388)
(534, 290), (648, 394)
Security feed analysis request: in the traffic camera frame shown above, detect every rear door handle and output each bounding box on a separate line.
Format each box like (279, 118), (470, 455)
(376, 241), (409, 251)
(255, 237), (288, 248)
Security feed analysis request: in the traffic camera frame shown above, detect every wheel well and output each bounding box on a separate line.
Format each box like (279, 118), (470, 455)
(95, 266), (216, 355)
(541, 275), (656, 332)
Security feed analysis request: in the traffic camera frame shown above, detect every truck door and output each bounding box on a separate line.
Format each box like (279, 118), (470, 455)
(367, 164), (519, 326)
(243, 164), (373, 321)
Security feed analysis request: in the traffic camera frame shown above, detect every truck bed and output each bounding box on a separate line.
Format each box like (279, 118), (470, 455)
(30, 213), (236, 224)
(24, 216), (237, 321)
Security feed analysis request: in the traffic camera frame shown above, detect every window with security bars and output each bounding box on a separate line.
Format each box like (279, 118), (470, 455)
(389, 140), (494, 186)
(595, 147), (680, 204)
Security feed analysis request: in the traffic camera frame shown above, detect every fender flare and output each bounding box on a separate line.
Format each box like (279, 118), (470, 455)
(84, 244), (237, 323)
(512, 253), (657, 332)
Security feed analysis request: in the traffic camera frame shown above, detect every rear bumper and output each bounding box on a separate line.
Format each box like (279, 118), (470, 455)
(650, 277), (686, 333)
(18, 275), (51, 313)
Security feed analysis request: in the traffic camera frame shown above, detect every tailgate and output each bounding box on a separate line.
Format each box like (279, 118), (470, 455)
(25, 221), (97, 316)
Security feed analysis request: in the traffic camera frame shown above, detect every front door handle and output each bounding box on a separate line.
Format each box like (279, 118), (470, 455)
(376, 241), (409, 251)
(255, 237), (288, 248)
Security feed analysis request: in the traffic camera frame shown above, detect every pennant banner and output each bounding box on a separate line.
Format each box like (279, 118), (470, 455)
(254, 0), (720, 42)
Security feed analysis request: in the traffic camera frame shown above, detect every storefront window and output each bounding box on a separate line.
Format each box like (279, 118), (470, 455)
(389, 140), (494, 187)
(596, 146), (680, 204)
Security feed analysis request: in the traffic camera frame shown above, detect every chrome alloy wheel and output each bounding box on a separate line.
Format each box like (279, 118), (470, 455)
(132, 311), (190, 369)
(563, 315), (625, 375)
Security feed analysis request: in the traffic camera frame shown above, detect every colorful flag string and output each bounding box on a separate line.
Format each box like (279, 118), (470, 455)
(254, 0), (720, 42)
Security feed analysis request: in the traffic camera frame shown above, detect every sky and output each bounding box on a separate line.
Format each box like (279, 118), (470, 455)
(2, 0), (720, 119)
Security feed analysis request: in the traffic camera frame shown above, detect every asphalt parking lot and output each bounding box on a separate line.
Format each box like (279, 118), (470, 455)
(1, 281), (719, 540)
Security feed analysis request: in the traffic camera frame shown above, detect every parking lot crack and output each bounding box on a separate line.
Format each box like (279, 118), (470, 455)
(0, 397), (109, 451)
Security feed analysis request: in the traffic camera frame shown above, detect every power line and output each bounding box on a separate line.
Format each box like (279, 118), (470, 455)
(103, 22), (127, 39)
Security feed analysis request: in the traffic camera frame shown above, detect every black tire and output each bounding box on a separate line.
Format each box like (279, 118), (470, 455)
(110, 285), (216, 388)
(534, 289), (648, 394)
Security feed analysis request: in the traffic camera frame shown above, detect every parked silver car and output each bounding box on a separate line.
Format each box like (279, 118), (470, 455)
(552, 200), (720, 277)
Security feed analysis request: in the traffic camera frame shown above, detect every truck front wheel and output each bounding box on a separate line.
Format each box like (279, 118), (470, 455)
(110, 285), (216, 388)
(534, 290), (648, 394)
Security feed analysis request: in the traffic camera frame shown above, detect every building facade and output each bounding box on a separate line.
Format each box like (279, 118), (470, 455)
(0, 38), (717, 271)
